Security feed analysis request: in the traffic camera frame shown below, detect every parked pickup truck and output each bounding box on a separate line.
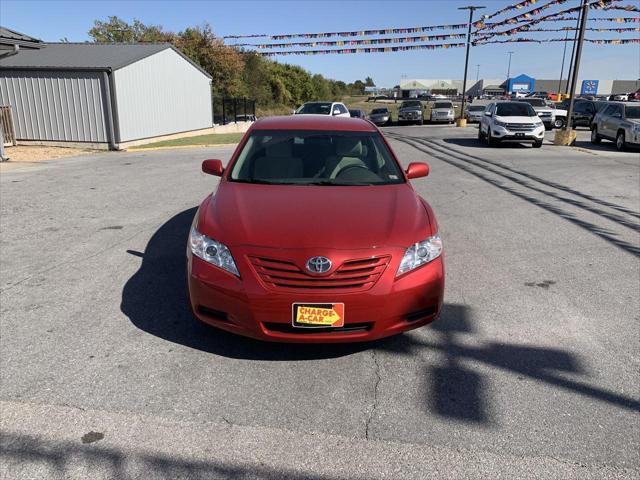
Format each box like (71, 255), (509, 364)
(515, 98), (567, 130)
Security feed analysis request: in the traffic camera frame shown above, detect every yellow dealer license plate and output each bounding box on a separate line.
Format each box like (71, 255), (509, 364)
(292, 303), (345, 328)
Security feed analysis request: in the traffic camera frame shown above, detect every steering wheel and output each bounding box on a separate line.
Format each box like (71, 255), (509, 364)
(334, 163), (370, 178)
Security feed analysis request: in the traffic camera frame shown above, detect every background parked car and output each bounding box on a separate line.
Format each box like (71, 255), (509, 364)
(349, 109), (367, 119)
(515, 98), (567, 129)
(398, 100), (424, 125)
(368, 107), (392, 126)
(479, 101), (545, 148)
(430, 101), (455, 124)
(295, 102), (350, 117)
(465, 104), (486, 123)
(563, 99), (608, 127)
(591, 101), (640, 151)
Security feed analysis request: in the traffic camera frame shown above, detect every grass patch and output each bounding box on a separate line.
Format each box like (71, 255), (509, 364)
(132, 132), (245, 149)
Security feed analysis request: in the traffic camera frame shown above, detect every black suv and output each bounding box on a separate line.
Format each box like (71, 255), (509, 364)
(559, 99), (608, 127)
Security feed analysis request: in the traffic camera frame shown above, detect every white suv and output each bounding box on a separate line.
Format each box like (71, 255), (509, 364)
(479, 101), (545, 148)
(295, 102), (351, 118)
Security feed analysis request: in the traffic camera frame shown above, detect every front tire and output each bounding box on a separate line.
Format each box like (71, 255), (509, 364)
(487, 129), (499, 147)
(590, 127), (601, 144)
(554, 117), (566, 129)
(478, 126), (485, 141)
(616, 131), (626, 151)
(533, 140), (543, 148)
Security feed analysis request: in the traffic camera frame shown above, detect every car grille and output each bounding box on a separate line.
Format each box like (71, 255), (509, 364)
(505, 123), (536, 131)
(248, 255), (391, 292)
(538, 112), (552, 117)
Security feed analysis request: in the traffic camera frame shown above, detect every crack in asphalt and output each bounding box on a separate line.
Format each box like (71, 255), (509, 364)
(364, 349), (381, 441)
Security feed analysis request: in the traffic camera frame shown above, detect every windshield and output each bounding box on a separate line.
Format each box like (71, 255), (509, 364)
(229, 130), (405, 186)
(296, 102), (332, 115)
(625, 106), (640, 119)
(468, 105), (486, 112)
(496, 103), (537, 117)
(371, 108), (389, 114)
(401, 101), (422, 108)
(434, 102), (452, 109)
(518, 99), (546, 107)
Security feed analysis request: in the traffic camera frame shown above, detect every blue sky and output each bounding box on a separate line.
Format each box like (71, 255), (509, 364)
(2, 0), (639, 86)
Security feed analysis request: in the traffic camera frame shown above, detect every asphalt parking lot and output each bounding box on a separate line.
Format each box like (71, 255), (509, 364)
(1, 124), (639, 479)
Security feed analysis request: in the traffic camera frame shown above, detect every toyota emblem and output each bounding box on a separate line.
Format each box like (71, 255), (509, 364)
(306, 256), (332, 274)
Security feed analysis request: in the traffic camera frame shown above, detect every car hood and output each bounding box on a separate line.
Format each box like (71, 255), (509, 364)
(198, 183), (432, 249)
(495, 115), (538, 124)
(627, 118), (640, 125)
(369, 113), (390, 117)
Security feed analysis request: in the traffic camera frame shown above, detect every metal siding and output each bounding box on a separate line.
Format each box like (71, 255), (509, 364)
(0, 70), (107, 142)
(114, 48), (212, 142)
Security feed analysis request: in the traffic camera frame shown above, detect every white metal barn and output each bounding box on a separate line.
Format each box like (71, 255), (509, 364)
(0, 42), (213, 149)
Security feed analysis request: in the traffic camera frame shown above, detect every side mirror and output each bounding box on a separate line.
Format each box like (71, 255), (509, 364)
(406, 162), (429, 179)
(333, 109), (341, 115)
(485, 111), (492, 117)
(202, 159), (224, 177)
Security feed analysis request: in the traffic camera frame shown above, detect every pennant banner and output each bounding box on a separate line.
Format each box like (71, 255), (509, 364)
(475, 0), (622, 31)
(523, 26), (640, 31)
(475, 36), (639, 45)
(224, 23), (468, 40)
(483, 0), (541, 21)
(259, 42), (466, 56)
(603, 4), (640, 11)
(236, 33), (467, 49)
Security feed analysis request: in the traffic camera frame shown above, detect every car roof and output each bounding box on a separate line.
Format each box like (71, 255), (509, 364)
(251, 115), (377, 132)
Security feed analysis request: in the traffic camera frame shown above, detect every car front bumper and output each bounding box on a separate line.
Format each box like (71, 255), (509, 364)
(370, 117), (390, 125)
(492, 125), (545, 143)
(431, 113), (454, 122)
(187, 247), (444, 343)
(399, 112), (423, 122)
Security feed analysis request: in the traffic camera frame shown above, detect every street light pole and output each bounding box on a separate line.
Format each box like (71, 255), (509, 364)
(476, 64), (480, 82)
(458, 5), (485, 125)
(557, 30), (569, 97)
(506, 51), (514, 92)
(564, 6), (583, 95)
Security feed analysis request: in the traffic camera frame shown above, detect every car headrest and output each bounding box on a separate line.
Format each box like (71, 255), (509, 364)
(266, 141), (291, 157)
(335, 137), (363, 157)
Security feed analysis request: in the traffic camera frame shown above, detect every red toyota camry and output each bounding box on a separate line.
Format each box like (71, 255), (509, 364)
(187, 115), (444, 343)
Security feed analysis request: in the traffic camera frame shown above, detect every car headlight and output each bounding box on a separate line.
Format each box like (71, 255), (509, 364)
(397, 234), (443, 276)
(189, 226), (239, 276)
(494, 119), (507, 128)
(534, 120), (543, 127)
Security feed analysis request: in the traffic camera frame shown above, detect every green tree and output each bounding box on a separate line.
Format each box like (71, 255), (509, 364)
(89, 16), (172, 43)
(365, 76), (375, 87)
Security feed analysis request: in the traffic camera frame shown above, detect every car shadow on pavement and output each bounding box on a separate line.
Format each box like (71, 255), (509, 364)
(377, 303), (640, 423)
(120, 207), (369, 361)
(443, 137), (530, 149)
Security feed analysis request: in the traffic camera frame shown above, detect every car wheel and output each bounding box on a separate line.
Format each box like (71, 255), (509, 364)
(533, 140), (543, 148)
(419, 118), (424, 125)
(478, 127), (485, 141)
(554, 118), (566, 129)
(487, 129), (498, 147)
(616, 131), (626, 151)
(590, 127), (601, 144)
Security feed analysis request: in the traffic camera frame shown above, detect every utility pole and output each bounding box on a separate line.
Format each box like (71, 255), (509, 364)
(476, 64), (480, 82)
(458, 5), (485, 126)
(557, 30), (569, 97)
(506, 51), (514, 92)
(564, 7), (583, 95)
(556, 0), (589, 145)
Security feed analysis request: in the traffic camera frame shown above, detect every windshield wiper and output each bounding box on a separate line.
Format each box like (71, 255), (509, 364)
(304, 180), (376, 186)
(232, 179), (295, 185)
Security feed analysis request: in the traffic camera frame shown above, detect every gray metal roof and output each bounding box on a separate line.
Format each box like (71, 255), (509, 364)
(0, 26), (44, 49)
(0, 42), (212, 78)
